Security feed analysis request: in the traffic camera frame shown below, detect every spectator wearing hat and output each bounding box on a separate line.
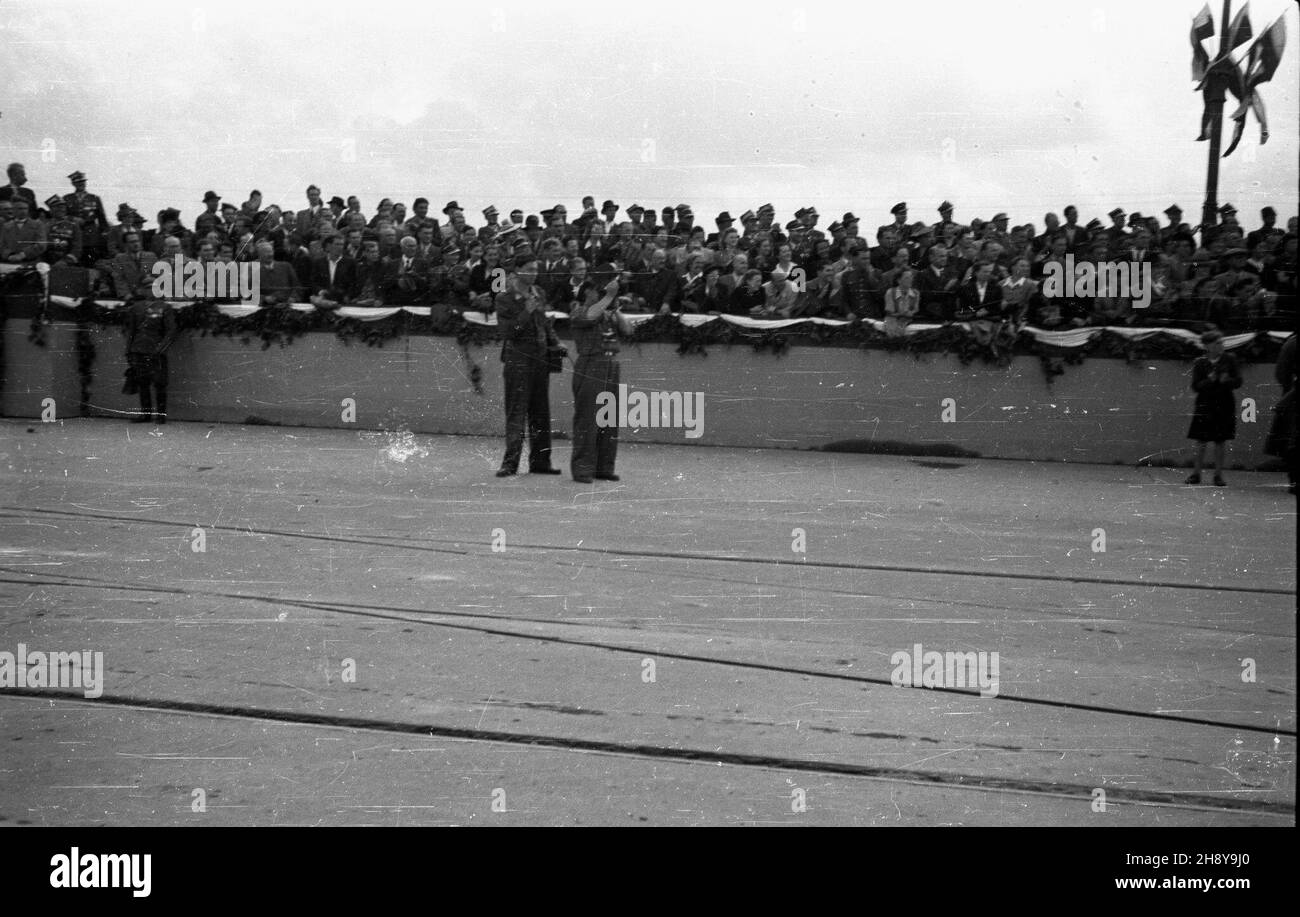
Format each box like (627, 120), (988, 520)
(0, 163), (38, 214)
(878, 202), (908, 241)
(1160, 205), (1186, 245)
(41, 195), (83, 266)
(194, 191), (225, 239)
(934, 201), (956, 236)
(706, 212), (734, 248)
(599, 200), (619, 229)
(61, 171), (107, 260)
(0, 197), (47, 264)
(674, 204), (695, 238)
(1185, 328), (1242, 486)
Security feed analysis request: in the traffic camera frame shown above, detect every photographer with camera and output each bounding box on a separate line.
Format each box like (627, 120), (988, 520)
(495, 259), (564, 477)
(569, 274), (630, 483)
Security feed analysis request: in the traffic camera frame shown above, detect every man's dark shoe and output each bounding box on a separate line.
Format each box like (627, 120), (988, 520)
(593, 473), (620, 481)
(1212, 474), (1227, 487)
(1184, 473), (1202, 485)
(529, 467), (562, 475)
(495, 468), (516, 478)
(572, 476), (594, 483)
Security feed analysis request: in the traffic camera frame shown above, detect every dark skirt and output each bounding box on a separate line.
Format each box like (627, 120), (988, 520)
(1187, 393), (1236, 443)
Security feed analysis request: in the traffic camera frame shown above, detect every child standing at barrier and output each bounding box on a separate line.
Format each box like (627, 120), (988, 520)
(1185, 328), (1242, 487)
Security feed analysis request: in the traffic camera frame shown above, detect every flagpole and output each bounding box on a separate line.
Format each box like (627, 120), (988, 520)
(1200, 0), (1233, 236)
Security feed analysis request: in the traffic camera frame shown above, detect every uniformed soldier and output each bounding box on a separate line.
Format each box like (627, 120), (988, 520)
(124, 294), (177, 424)
(42, 195), (83, 265)
(934, 201), (957, 235)
(1105, 207), (1129, 253)
(495, 259), (563, 477)
(569, 275), (629, 483)
(62, 171), (107, 261)
(880, 202), (908, 239)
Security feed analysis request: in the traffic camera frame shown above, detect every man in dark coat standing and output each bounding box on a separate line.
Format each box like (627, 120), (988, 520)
(496, 259), (562, 477)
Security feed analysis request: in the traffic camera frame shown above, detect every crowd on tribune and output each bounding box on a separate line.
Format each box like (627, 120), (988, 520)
(1, 162), (1296, 335)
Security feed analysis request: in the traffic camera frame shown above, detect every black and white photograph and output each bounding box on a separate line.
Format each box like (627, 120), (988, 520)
(0, 0), (1295, 875)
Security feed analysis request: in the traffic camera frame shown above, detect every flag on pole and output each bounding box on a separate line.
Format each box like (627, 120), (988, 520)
(1190, 3), (1215, 81)
(1223, 17), (1286, 156)
(1225, 2), (1254, 51)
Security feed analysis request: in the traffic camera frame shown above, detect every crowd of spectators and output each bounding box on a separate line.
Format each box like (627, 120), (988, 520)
(1, 161), (1295, 332)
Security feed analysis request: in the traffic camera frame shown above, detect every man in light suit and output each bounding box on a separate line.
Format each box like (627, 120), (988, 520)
(296, 184), (326, 240)
(109, 231), (158, 299)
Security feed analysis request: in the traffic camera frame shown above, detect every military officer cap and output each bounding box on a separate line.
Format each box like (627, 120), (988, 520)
(1108, 207), (1125, 219)
(827, 221), (843, 234)
(45, 194), (65, 208)
(785, 219), (802, 231)
(806, 207), (819, 218)
(842, 212), (859, 225)
(1163, 204), (1182, 216)
(674, 203), (691, 215)
(442, 200), (461, 215)
(794, 207), (808, 219)
(991, 212), (1009, 222)
(890, 202), (907, 215)
(1219, 202), (1237, 215)
(938, 200), (953, 213)
(740, 210), (757, 223)
(1085, 218), (1104, 232)
(627, 203), (645, 215)
(540, 207), (555, 220)
(757, 203), (775, 214)
(483, 205), (498, 218)
(68, 171), (87, 183)
(716, 211), (733, 224)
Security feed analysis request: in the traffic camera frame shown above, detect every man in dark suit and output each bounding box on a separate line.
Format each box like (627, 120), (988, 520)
(495, 259), (562, 477)
(381, 235), (430, 305)
(635, 247), (677, 313)
(309, 234), (358, 306)
(0, 198), (47, 263)
(915, 245), (961, 321)
(296, 184), (326, 237)
(0, 163), (38, 215)
(706, 212), (735, 248)
(1059, 205), (1089, 253)
(253, 241), (301, 306)
(956, 262), (1004, 320)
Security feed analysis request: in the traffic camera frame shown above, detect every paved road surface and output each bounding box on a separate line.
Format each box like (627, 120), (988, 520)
(0, 419), (1293, 825)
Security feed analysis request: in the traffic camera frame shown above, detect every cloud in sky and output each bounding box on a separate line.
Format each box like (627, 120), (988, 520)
(1, 0), (1295, 230)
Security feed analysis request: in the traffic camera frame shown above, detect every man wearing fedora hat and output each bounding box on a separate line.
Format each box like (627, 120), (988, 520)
(707, 212), (734, 248)
(195, 191), (224, 238)
(1161, 205), (1186, 245)
(62, 171), (107, 260)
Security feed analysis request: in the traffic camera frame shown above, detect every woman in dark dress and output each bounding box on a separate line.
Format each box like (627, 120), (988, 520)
(1186, 328), (1243, 486)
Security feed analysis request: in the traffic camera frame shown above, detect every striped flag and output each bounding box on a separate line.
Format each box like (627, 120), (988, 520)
(1223, 17), (1286, 156)
(1190, 3), (1215, 81)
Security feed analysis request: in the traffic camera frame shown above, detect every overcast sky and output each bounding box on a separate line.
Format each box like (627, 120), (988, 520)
(1, 0), (1295, 232)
